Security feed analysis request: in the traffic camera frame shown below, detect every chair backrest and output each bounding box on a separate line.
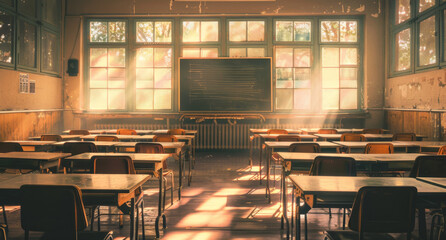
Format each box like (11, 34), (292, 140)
(277, 135), (301, 142)
(289, 143), (321, 153)
(63, 142), (97, 155)
(309, 156), (356, 176)
(348, 186), (416, 235)
(116, 129), (137, 135)
(438, 145), (446, 155)
(0, 226), (5, 240)
(362, 128), (384, 134)
(20, 184), (88, 238)
(266, 129), (288, 134)
(317, 129), (338, 134)
(68, 130), (90, 135)
(0, 142), (23, 153)
(92, 155), (135, 174)
(392, 133), (417, 141)
(340, 133), (365, 142)
(135, 142), (164, 154)
(153, 135), (178, 142)
(364, 143), (394, 154)
(41, 134), (62, 141)
(167, 129), (186, 135)
(94, 135), (119, 142)
(409, 155), (446, 178)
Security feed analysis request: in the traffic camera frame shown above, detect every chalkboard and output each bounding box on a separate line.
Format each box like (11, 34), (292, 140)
(179, 58), (272, 112)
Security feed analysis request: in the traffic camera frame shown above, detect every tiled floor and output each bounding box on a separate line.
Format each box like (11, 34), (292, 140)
(1, 150), (436, 239)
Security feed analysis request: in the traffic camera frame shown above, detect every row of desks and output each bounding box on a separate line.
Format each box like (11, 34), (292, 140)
(62, 129), (198, 136)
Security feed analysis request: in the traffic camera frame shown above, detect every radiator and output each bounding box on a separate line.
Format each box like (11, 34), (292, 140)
(94, 122), (338, 150)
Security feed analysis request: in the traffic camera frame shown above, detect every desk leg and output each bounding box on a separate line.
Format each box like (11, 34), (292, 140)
(188, 148), (192, 186)
(266, 146), (271, 203)
(418, 206), (427, 240)
(248, 136), (253, 167)
(282, 164), (290, 239)
(259, 139), (264, 185)
(295, 190), (301, 240)
(178, 151), (183, 200)
(155, 168), (166, 239)
(130, 198), (135, 240)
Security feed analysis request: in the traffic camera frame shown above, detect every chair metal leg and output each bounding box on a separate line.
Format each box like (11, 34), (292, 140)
(163, 176), (167, 212)
(1, 205), (7, 230)
(135, 203), (139, 240)
(98, 207), (101, 231)
(90, 207), (95, 231)
(141, 200), (145, 240)
(170, 172), (174, 206)
(343, 208), (346, 230)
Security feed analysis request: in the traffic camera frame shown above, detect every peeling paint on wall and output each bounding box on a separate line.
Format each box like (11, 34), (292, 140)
(356, 4), (365, 12)
(273, 6), (283, 14)
(170, 0), (173, 11)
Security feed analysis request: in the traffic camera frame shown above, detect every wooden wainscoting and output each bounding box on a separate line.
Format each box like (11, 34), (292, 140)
(386, 110), (442, 140)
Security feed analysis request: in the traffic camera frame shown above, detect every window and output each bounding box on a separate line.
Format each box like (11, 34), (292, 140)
(418, 16), (436, 66)
(18, 19), (36, 68)
(0, 9), (13, 64)
(228, 19), (266, 58)
(181, 20), (219, 58)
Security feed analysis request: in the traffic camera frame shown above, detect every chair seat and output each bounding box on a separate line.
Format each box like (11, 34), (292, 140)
(41, 230), (113, 240)
(325, 230), (395, 240)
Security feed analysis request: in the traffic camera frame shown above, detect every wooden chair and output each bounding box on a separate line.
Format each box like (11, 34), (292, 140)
(86, 156), (145, 239)
(68, 130), (90, 135)
(116, 129), (137, 135)
(20, 184), (113, 240)
(94, 135), (119, 142)
(62, 142), (98, 173)
(362, 128), (384, 134)
(135, 143), (175, 209)
(167, 129), (186, 135)
(285, 143), (321, 173)
(153, 135), (177, 142)
(392, 133), (417, 141)
(409, 155), (446, 178)
(340, 133), (365, 142)
(276, 135), (301, 142)
(318, 129), (338, 134)
(0, 142), (23, 153)
(325, 186), (416, 240)
(438, 145), (446, 155)
(266, 129), (288, 134)
(41, 134), (62, 141)
(364, 143), (394, 154)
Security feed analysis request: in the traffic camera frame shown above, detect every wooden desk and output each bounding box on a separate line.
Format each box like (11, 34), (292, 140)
(80, 134), (155, 142)
(403, 141), (446, 153)
(249, 129), (302, 134)
(4, 140), (56, 152)
(333, 141), (422, 153)
(0, 152), (70, 172)
(0, 173), (151, 240)
(29, 135), (83, 141)
(51, 141), (118, 152)
(286, 176), (446, 240)
(315, 133), (426, 142)
(62, 130), (106, 134)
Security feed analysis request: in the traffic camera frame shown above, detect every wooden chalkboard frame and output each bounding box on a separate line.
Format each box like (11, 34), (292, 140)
(178, 57), (272, 113)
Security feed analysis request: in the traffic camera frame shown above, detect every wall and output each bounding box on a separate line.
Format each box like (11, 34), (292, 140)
(63, 0), (386, 130)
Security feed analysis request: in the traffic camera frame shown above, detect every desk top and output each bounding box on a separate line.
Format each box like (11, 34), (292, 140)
(264, 141), (340, 148)
(29, 135), (83, 141)
(66, 152), (170, 163)
(80, 134), (194, 141)
(417, 178), (446, 188)
(51, 141), (118, 147)
(333, 141), (421, 148)
(249, 129), (302, 134)
(0, 174), (151, 193)
(288, 176), (446, 195)
(0, 152), (71, 161)
(400, 141), (446, 148)
(257, 134), (318, 140)
(4, 140), (56, 146)
(113, 141), (185, 149)
(278, 152), (428, 162)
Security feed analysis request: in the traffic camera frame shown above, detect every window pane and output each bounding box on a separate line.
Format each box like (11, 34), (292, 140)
(183, 48), (200, 57)
(340, 48), (357, 65)
(444, 10), (446, 59)
(136, 48), (153, 68)
(322, 89), (339, 110)
(0, 11), (13, 63)
(247, 48), (265, 57)
(136, 68), (153, 87)
(294, 21), (311, 42)
(18, 0), (36, 18)
(322, 48), (339, 67)
(155, 22), (172, 43)
(294, 89), (311, 109)
(397, 0), (411, 24)
(294, 69), (311, 88)
(248, 21), (264, 41)
(419, 0), (435, 12)
(322, 68), (340, 88)
(294, 48), (311, 67)
(108, 68), (125, 88)
(154, 68), (171, 88)
(154, 89), (171, 109)
(201, 48), (218, 58)
(90, 68), (107, 88)
(229, 48), (246, 57)
(276, 68), (293, 88)
(90, 21), (107, 42)
(154, 48), (172, 67)
(108, 89), (125, 109)
(183, 21), (199, 42)
(108, 22), (126, 42)
(276, 21), (293, 41)
(340, 89), (357, 109)
(276, 48), (293, 67)
(340, 68), (357, 88)
(0, 0), (13, 7)
(18, 20), (36, 68)
(90, 48), (108, 67)
(276, 89), (293, 109)
(395, 28), (411, 71)
(42, 0), (60, 26)
(136, 22), (153, 43)
(419, 16), (436, 66)
(108, 48), (125, 67)
(321, 21), (339, 42)
(340, 21), (357, 42)
(201, 21), (218, 42)
(90, 89), (107, 110)
(42, 30), (58, 72)
(136, 89), (154, 109)
(229, 21), (246, 42)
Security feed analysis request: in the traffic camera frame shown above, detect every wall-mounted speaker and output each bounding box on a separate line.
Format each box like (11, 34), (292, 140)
(67, 59), (79, 76)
